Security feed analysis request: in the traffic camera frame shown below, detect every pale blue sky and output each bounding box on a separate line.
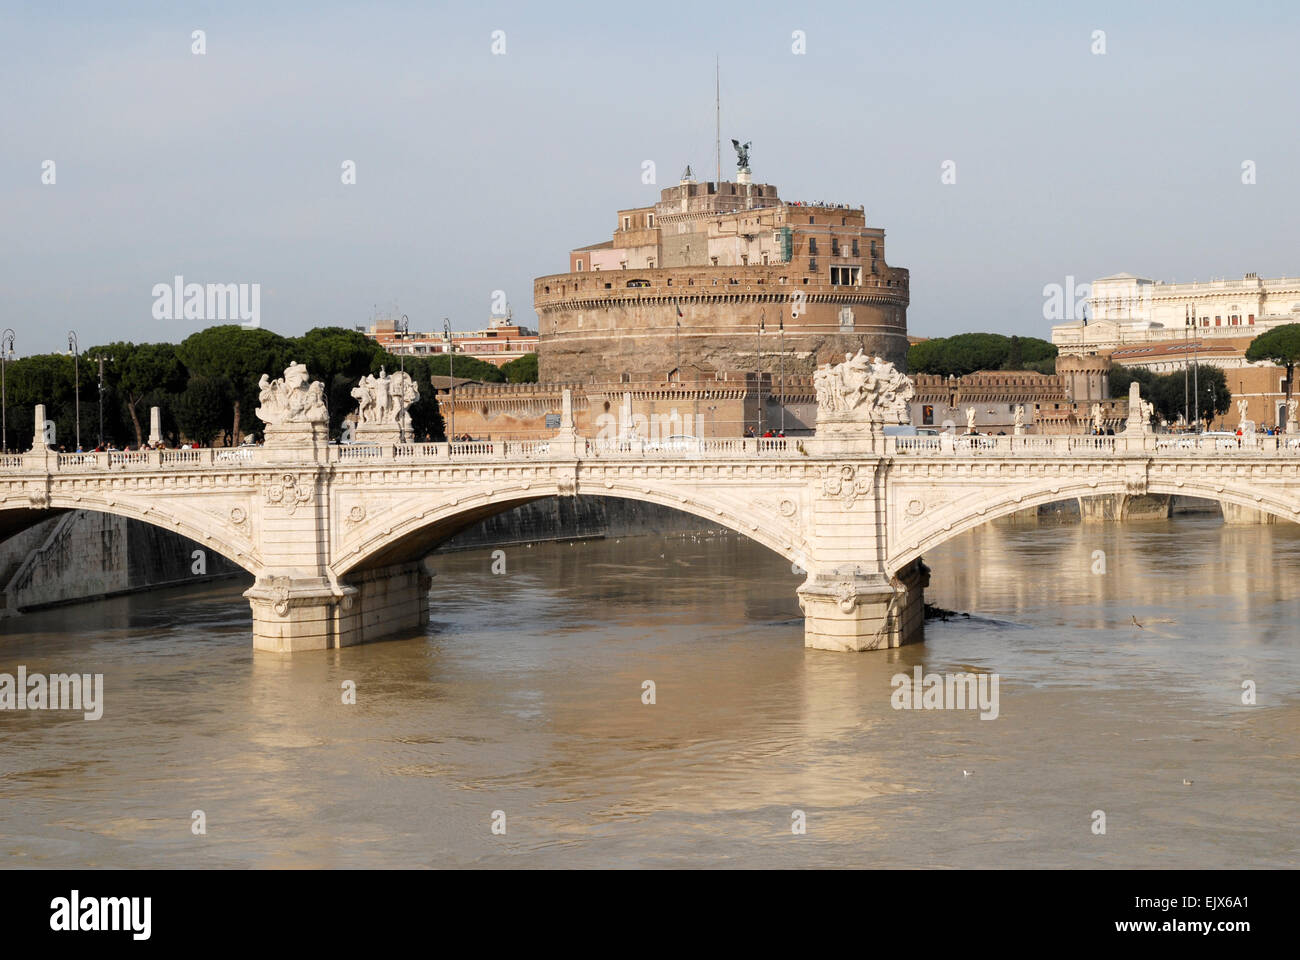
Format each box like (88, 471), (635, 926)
(2, 0), (1297, 355)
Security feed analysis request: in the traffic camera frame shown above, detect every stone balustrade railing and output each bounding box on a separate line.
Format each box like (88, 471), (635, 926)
(887, 434), (1300, 456)
(5, 433), (1300, 473)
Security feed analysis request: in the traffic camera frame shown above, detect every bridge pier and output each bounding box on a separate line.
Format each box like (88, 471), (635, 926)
(1219, 502), (1280, 525)
(1078, 493), (1172, 522)
(798, 559), (927, 652)
(246, 562), (430, 652)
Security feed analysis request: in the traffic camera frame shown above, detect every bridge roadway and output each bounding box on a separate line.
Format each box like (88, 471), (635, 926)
(2, 431), (1298, 652)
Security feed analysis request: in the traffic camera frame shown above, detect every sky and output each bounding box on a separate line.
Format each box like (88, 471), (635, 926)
(2, 0), (1298, 356)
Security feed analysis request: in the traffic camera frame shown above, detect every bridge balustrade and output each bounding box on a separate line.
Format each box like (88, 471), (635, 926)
(8, 433), (1300, 473)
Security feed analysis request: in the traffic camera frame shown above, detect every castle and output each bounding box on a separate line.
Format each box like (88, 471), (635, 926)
(534, 160), (910, 382)
(437, 153), (912, 439)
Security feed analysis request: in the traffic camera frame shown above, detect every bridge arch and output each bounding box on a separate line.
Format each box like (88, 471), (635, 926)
(0, 492), (262, 576)
(331, 481), (807, 578)
(885, 475), (1300, 576)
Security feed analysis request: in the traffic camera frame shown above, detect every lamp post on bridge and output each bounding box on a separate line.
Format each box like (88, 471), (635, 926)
(443, 318), (454, 441)
(93, 353), (112, 448)
(756, 312), (765, 437)
(779, 313), (786, 434)
(67, 331), (81, 452)
(1, 329), (14, 453)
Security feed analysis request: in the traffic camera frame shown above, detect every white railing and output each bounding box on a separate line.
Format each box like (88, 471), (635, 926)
(7, 432), (1300, 475)
(337, 444), (382, 460)
(700, 438), (746, 455)
(161, 448), (204, 465)
(501, 440), (550, 459)
(894, 436), (942, 452)
(213, 448), (255, 463)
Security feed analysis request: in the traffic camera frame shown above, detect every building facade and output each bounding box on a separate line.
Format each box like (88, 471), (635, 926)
(534, 165), (910, 383)
(363, 312), (538, 368)
(1052, 272), (1300, 352)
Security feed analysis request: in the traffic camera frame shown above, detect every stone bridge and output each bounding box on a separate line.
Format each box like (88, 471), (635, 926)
(3, 362), (1298, 653)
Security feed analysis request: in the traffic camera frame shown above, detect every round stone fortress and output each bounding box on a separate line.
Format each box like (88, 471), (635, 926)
(534, 165), (910, 382)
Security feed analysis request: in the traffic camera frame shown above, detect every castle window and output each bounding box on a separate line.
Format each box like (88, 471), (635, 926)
(831, 239), (840, 256)
(870, 240), (877, 257)
(575, 260), (583, 272)
(808, 238), (818, 255)
(623, 217), (630, 230)
(841, 217), (846, 226)
(852, 239), (859, 257)
(830, 266), (860, 285)
(647, 213), (655, 228)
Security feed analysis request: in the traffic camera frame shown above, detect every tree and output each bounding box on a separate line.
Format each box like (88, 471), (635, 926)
(501, 353), (538, 383)
(1245, 323), (1300, 409)
(176, 326), (293, 442)
(3, 353), (81, 450)
(173, 376), (233, 446)
(906, 333), (1058, 377)
(1192, 365), (1231, 427)
(88, 341), (187, 446)
(1107, 363), (1156, 399)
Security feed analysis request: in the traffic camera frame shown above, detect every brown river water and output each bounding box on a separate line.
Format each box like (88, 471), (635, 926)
(1, 511), (1297, 868)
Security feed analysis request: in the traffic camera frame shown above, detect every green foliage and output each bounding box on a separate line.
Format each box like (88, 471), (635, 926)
(1107, 363), (1156, 398)
(86, 341), (187, 445)
(2, 326), (495, 448)
(3, 353), (84, 451)
(1245, 324), (1300, 396)
(501, 353), (538, 383)
(174, 376), (233, 447)
(293, 327), (386, 381)
(906, 333), (1058, 377)
(176, 326), (293, 440)
(1111, 362), (1230, 426)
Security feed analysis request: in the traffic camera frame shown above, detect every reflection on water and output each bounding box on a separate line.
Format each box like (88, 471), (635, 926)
(1, 517), (1297, 868)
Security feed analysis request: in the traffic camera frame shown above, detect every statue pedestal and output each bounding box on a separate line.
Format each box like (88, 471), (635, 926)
(1288, 421), (1298, 436)
(355, 424), (409, 445)
(807, 414), (886, 456)
(262, 422), (330, 460)
(1013, 425), (1024, 436)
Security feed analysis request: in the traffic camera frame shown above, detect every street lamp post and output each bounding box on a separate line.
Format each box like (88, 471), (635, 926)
(1193, 317), (1200, 431)
(779, 314), (786, 434)
(1, 329), (14, 453)
(94, 354), (111, 447)
(67, 331), (80, 452)
(756, 313), (765, 437)
(443, 318), (454, 441)
(1183, 306), (1190, 429)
